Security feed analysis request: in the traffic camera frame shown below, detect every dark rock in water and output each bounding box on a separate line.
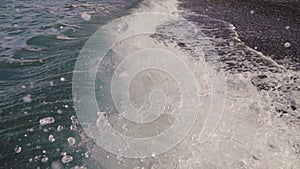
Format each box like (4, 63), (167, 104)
(177, 42), (187, 47)
(257, 74), (268, 79)
(291, 104), (297, 111)
(251, 74), (278, 91)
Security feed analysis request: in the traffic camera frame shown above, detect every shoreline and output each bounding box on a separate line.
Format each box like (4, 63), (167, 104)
(178, 0), (300, 70)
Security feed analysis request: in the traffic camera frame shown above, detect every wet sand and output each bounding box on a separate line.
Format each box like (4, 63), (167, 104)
(178, 0), (300, 70)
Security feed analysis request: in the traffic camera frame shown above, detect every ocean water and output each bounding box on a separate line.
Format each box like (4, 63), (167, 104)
(0, 0), (140, 168)
(1, 0), (300, 168)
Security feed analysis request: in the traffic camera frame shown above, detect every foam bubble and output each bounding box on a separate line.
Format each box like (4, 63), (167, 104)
(15, 145), (22, 153)
(48, 135), (55, 142)
(61, 155), (73, 164)
(39, 117), (55, 126)
(81, 12), (91, 21)
(67, 137), (76, 146)
(284, 42), (291, 48)
(23, 95), (32, 103)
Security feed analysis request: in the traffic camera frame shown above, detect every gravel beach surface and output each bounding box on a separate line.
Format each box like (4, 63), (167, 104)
(179, 0), (300, 70)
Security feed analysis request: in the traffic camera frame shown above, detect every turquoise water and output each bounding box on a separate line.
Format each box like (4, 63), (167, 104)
(0, 1), (139, 168)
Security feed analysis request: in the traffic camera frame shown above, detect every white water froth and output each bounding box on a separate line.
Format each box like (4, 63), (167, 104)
(83, 0), (300, 168)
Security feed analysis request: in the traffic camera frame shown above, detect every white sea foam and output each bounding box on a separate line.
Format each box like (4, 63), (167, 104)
(61, 154), (73, 164)
(39, 117), (55, 126)
(82, 0), (300, 168)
